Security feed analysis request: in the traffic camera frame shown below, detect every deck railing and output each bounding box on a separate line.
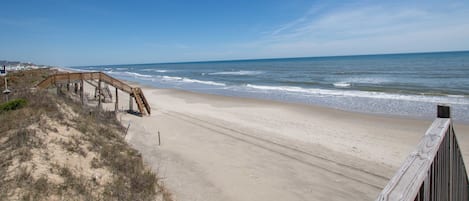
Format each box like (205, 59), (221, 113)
(376, 105), (468, 201)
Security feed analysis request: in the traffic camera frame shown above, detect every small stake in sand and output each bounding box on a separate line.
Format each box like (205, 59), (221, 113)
(157, 131), (161, 146)
(124, 122), (131, 137)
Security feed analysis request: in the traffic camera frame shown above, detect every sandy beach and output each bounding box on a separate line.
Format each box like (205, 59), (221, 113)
(97, 84), (469, 201)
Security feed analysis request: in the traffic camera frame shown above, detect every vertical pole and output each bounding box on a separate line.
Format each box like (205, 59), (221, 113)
(98, 79), (102, 109)
(80, 77), (84, 105)
(129, 94), (133, 112)
(67, 73), (70, 91)
(115, 87), (119, 112)
(74, 83), (78, 94)
(158, 131), (161, 146)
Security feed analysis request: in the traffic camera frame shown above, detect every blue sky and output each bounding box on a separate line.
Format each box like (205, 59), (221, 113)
(1, 0), (469, 66)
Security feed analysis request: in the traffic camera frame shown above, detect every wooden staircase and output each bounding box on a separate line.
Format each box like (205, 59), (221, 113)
(37, 72), (151, 116)
(132, 88), (151, 116)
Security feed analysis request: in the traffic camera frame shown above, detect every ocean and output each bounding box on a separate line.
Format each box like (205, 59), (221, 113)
(72, 51), (469, 122)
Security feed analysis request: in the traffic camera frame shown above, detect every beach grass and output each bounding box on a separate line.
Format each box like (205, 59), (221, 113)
(0, 69), (172, 201)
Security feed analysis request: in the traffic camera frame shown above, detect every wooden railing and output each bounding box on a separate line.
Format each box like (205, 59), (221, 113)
(376, 105), (468, 201)
(36, 72), (151, 116)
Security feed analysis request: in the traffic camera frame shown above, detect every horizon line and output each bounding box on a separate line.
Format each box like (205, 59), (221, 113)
(71, 49), (469, 68)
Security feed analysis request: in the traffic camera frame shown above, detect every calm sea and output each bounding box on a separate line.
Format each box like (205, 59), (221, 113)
(72, 51), (469, 122)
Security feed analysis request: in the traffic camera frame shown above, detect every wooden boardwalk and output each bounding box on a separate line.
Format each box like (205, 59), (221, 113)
(37, 72), (151, 116)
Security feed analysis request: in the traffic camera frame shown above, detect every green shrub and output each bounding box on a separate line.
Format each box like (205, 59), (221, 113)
(0, 98), (27, 112)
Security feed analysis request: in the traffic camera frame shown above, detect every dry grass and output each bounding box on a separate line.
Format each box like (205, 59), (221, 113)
(0, 69), (172, 201)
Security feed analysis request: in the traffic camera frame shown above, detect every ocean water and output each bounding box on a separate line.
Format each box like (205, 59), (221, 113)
(72, 51), (469, 122)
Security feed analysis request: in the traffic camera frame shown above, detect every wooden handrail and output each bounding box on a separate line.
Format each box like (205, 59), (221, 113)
(376, 105), (468, 201)
(36, 72), (151, 116)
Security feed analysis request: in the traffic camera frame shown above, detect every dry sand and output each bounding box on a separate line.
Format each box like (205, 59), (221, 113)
(97, 84), (469, 201)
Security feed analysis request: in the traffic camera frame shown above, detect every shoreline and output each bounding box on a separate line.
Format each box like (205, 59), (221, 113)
(59, 68), (469, 200)
(109, 74), (469, 123)
(114, 82), (468, 201)
(122, 76), (469, 125)
(57, 66), (469, 123)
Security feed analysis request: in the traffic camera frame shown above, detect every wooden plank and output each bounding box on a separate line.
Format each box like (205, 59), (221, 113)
(376, 119), (451, 201)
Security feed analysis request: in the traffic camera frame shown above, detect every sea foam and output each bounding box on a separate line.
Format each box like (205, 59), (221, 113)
(245, 84), (469, 104)
(160, 76), (226, 86)
(333, 82), (351, 88)
(209, 71), (263, 76)
(107, 71), (152, 78)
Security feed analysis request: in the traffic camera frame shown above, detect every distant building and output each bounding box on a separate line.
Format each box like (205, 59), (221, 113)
(0, 65), (6, 75)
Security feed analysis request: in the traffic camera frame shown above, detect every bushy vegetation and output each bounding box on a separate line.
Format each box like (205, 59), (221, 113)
(0, 98), (27, 112)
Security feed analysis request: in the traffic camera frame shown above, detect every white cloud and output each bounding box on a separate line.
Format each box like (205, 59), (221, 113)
(234, 2), (469, 58)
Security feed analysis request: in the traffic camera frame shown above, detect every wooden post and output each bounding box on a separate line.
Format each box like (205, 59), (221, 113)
(115, 87), (119, 112)
(80, 78), (84, 105)
(158, 131), (161, 146)
(74, 83), (78, 94)
(98, 79), (102, 109)
(124, 123), (131, 137)
(437, 105), (451, 118)
(67, 73), (70, 91)
(129, 94), (133, 112)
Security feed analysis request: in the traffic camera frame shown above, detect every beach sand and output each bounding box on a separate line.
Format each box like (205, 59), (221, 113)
(97, 84), (469, 201)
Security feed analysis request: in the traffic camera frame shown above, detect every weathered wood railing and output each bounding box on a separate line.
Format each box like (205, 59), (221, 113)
(37, 72), (151, 116)
(376, 105), (468, 201)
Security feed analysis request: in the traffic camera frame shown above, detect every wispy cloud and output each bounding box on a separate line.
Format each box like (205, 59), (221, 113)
(235, 1), (469, 58)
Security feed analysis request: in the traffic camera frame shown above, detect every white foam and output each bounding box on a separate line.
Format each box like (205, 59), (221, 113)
(161, 75), (183, 81)
(345, 77), (389, 84)
(159, 76), (226, 86)
(107, 71), (152, 78)
(126, 72), (152, 78)
(447, 94), (465, 98)
(245, 84), (469, 105)
(182, 78), (226, 86)
(333, 82), (351, 88)
(142, 69), (169, 73)
(209, 71), (263, 76)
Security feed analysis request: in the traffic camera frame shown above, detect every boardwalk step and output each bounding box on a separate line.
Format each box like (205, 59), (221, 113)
(133, 88), (147, 116)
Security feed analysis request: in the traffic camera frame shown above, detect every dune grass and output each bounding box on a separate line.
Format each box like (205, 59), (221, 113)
(0, 69), (172, 201)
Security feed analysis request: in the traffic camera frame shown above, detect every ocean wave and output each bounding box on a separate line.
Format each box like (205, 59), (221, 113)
(160, 76), (226, 86)
(345, 77), (389, 84)
(446, 94), (465, 98)
(107, 71), (152, 78)
(333, 82), (351, 88)
(209, 70), (263, 76)
(245, 84), (469, 104)
(142, 69), (169, 73)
